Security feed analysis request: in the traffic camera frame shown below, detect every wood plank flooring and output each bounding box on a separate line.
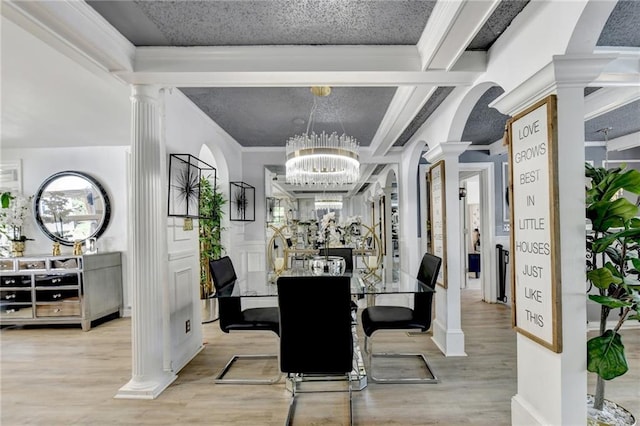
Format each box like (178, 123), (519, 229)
(1, 288), (638, 425)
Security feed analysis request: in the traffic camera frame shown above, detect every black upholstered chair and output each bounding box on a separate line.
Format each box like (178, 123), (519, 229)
(360, 252), (441, 384)
(318, 247), (360, 316)
(209, 256), (280, 384)
(277, 275), (354, 425)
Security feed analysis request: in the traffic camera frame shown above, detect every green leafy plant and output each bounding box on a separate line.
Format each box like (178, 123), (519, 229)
(199, 177), (226, 298)
(585, 163), (640, 412)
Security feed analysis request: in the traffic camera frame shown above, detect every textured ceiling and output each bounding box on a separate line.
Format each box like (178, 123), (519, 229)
(88, 0), (436, 46)
(85, 0), (639, 153)
(466, 0), (530, 51)
(597, 0), (640, 47)
(461, 86), (509, 145)
(393, 87), (455, 147)
(585, 100), (640, 141)
(181, 87), (395, 147)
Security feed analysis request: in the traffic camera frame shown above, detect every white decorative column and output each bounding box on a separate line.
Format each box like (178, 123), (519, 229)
(116, 85), (176, 399)
(423, 141), (470, 357)
(492, 55), (613, 425)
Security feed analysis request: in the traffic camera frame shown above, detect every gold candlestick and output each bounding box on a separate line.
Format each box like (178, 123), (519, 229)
(52, 242), (61, 256)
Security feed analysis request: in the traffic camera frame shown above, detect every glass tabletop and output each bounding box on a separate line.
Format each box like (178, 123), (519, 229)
(214, 269), (434, 298)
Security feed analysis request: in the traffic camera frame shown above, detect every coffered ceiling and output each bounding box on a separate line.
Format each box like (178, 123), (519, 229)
(84, 0), (639, 154)
(2, 1), (638, 198)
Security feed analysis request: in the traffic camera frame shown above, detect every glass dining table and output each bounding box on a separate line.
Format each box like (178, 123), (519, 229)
(215, 268), (434, 390)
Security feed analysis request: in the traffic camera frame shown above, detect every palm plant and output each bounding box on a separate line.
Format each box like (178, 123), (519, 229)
(199, 178), (226, 299)
(585, 163), (640, 413)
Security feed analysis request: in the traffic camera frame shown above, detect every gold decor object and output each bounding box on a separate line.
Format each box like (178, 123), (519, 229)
(73, 241), (83, 255)
(52, 242), (61, 256)
(10, 241), (25, 257)
(183, 217), (194, 231)
(310, 86), (331, 97)
(285, 86), (360, 187)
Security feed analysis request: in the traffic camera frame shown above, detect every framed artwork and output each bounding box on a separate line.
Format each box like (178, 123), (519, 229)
(0, 160), (22, 193)
(168, 154), (216, 219)
(230, 181), (255, 222)
(507, 94), (562, 353)
(428, 160), (447, 288)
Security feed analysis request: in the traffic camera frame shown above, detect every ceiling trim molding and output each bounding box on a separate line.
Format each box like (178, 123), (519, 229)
(584, 87), (640, 121)
(116, 70), (482, 87)
(369, 86), (445, 158)
(2, 0), (134, 74)
(605, 131), (640, 151)
(418, 0), (501, 71)
(134, 45), (421, 72)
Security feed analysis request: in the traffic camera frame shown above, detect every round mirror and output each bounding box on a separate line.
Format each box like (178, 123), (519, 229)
(34, 171), (111, 246)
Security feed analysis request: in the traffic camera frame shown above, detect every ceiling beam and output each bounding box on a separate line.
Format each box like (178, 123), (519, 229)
(116, 70), (482, 87)
(417, 0), (500, 70)
(585, 87), (640, 120)
(2, 0), (134, 74)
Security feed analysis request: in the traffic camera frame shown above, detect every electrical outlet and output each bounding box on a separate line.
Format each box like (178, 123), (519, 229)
(503, 223), (510, 232)
(185, 319), (191, 333)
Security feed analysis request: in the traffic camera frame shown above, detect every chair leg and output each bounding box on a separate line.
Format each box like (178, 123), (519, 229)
(215, 354), (282, 384)
(364, 336), (439, 384)
(283, 373), (353, 426)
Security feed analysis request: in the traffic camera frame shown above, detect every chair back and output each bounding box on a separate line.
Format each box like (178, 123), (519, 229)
(209, 256), (237, 291)
(209, 256), (242, 333)
(413, 253), (442, 330)
(318, 247), (353, 273)
(277, 275), (353, 374)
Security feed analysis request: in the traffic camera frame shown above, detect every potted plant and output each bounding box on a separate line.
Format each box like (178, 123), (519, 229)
(199, 177), (226, 299)
(0, 191), (34, 257)
(585, 163), (640, 425)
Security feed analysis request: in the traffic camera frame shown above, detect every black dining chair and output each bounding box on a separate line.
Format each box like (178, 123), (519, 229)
(277, 275), (354, 426)
(209, 256), (281, 384)
(318, 247), (360, 318)
(360, 252), (441, 384)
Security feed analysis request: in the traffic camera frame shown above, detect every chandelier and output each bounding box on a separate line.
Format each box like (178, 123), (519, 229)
(285, 87), (360, 187)
(315, 195), (343, 210)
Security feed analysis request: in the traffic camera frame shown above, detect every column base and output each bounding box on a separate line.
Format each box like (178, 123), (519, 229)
(431, 319), (467, 357)
(512, 394), (548, 426)
(114, 373), (177, 400)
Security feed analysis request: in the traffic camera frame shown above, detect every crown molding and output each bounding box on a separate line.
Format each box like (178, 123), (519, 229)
(2, 0), (134, 75)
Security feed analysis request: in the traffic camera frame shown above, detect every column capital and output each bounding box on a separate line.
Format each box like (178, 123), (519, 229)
(130, 84), (162, 102)
(491, 55), (615, 116)
(422, 141), (471, 164)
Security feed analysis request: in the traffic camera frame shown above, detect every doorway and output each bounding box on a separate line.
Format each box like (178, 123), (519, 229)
(458, 163), (497, 303)
(460, 173), (482, 291)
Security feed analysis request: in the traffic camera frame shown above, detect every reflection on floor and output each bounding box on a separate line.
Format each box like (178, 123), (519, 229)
(0, 289), (638, 425)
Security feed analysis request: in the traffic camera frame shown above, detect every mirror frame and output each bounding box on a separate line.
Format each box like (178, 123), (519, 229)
(34, 171), (112, 246)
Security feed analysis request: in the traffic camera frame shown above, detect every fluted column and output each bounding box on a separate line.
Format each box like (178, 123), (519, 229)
(115, 85), (176, 399)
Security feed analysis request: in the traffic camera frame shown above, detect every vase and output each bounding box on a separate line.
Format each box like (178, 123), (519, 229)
(10, 241), (25, 257)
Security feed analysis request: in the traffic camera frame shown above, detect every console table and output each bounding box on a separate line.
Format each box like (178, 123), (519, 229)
(0, 252), (123, 331)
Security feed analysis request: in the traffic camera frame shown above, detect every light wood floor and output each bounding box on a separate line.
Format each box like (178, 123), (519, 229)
(1, 289), (638, 425)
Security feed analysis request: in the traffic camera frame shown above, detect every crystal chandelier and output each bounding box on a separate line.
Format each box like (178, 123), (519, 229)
(315, 195), (343, 210)
(286, 87), (360, 187)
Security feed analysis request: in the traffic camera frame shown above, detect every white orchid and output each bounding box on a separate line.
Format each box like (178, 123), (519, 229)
(0, 192), (33, 241)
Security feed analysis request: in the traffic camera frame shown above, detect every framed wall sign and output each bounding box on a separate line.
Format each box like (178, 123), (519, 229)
(428, 160), (447, 288)
(507, 95), (562, 353)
